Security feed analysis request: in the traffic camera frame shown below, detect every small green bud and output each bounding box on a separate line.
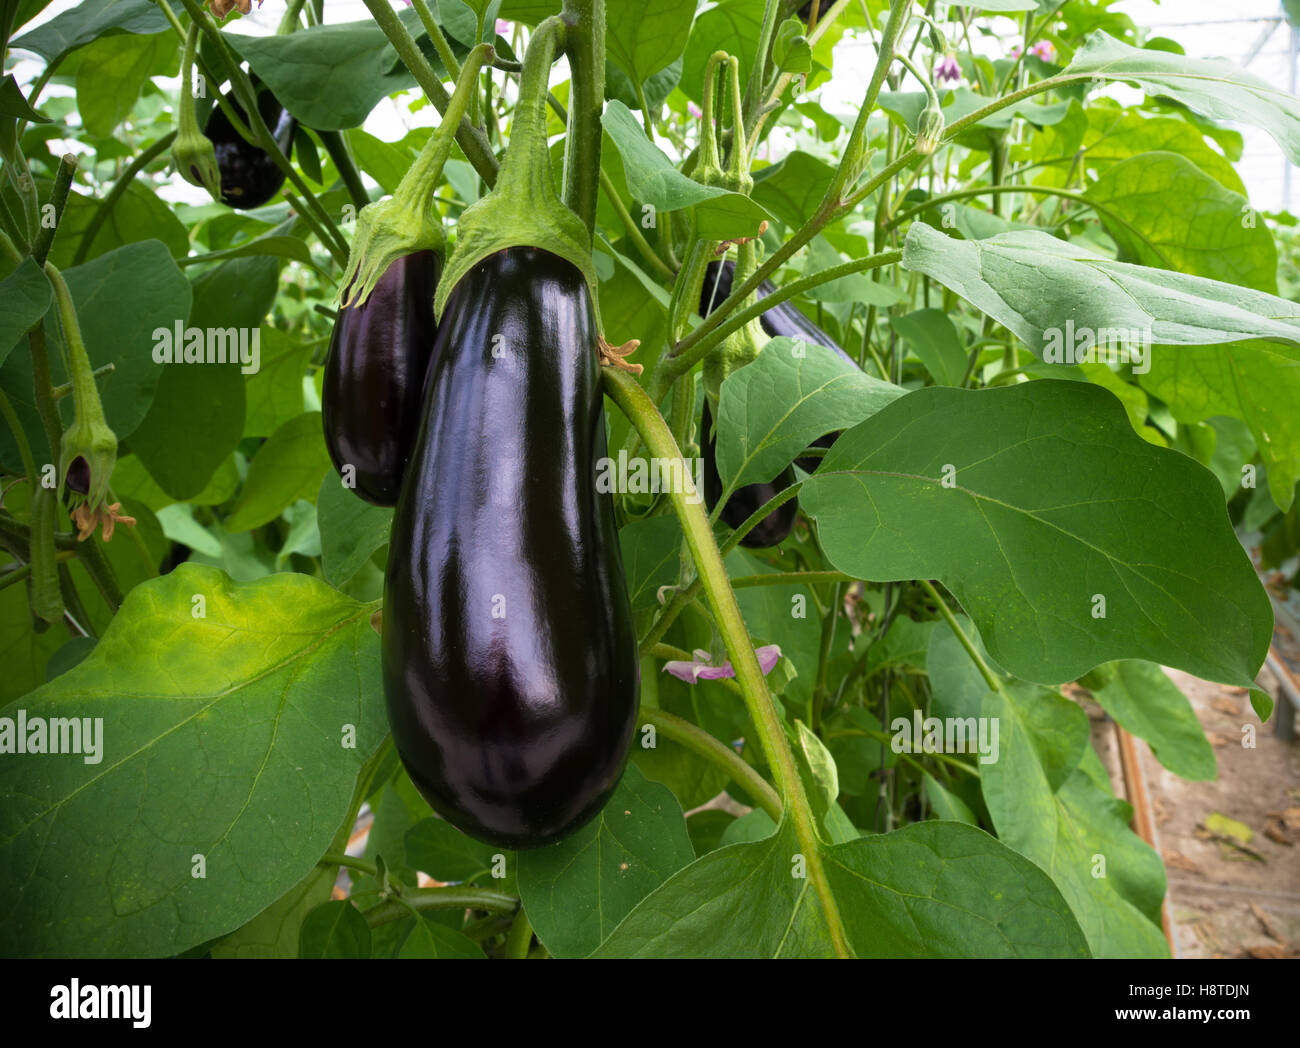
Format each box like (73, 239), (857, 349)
(172, 122), (222, 203)
(916, 103), (945, 156)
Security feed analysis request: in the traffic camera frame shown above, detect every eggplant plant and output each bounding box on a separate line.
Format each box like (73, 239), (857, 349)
(1, 0), (1298, 964)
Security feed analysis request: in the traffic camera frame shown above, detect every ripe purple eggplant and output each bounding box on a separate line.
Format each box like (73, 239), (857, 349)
(322, 251), (440, 506)
(382, 247), (639, 848)
(204, 82), (296, 210)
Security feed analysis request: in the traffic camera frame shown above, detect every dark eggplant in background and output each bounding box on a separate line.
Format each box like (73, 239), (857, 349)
(382, 247), (639, 849)
(700, 260), (853, 474)
(702, 397), (798, 549)
(322, 251), (441, 506)
(203, 81), (296, 209)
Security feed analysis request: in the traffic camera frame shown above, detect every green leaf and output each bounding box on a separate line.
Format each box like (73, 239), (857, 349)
(48, 177), (190, 269)
(800, 381), (1272, 689)
(923, 774), (977, 824)
(605, 0), (694, 87)
(225, 412), (332, 533)
(0, 239), (190, 470)
(0, 258), (50, 366)
(517, 763), (695, 958)
(601, 100), (770, 239)
(771, 18), (812, 76)
(396, 915), (486, 958)
(74, 31), (173, 137)
(1091, 661), (1216, 781)
(0, 582), (68, 704)
(980, 686), (1168, 958)
(1139, 340), (1300, 512)
(1085, 152), (1277, 293)
(226, 8), (431, 131)
(0, 564), (386, 957)
(901, 225), (1300, 358)
(751, 151), (836, 230)
(128, 254), (279, 499)
(1065, 31), (1300, 165)
(211, 863), (335, 959)
(243, 327), (312, 438)
(619, 513), (683, 613)
(1070, 109), (1246, 195)
(316, 473), (393, 586)
(594, 820), (1089, 957)
(716, 338), (904, 489)
(299, 901), (372, 958)
(891, 309), (968, 387)
(680, 0), (764, 105)
(11, 0), (166, 64)
(404, 818), (500, 882)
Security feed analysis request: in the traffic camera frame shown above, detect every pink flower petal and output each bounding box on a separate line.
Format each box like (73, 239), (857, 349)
(663, 660), (703, 683)
(755, 645), (783, 674)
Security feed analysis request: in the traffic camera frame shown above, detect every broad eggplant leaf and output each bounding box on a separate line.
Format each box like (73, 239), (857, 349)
(593, 820), (1089, 957)
(605, 0), (694, 87)
(0, 565), (386, 958)
(980, 685), (1169, 958)
(800, 380), (1273, 689)
(517, 763), (695, 959)
(224, 412), (331, 533)
(1090, 661), (1217, 782)
(316, 473), (394, 587)
(1065, 32), (1300, 165)
(0, 258), (50, 366)
(602, 100), (770, 239)
(10, 0), (165, 64)
(715, 339), (905, 489)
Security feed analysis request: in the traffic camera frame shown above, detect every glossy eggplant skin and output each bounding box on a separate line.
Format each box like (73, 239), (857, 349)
(322, 251), (440, 507)
(382, 247), (639, 849)
(702, 398), (797, 549)
(204, 84), (296, 209)
(701, 260), (850, 473)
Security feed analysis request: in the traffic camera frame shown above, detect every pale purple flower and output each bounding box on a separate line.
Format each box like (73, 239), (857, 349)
(688, 101), (704, 120)
(495, 18), (510, 35)
(1008, 45), (1022, 59)
(663, 645), (783, 684)
(934, 55), (961, 85)
(1030, 40), (1056, 63)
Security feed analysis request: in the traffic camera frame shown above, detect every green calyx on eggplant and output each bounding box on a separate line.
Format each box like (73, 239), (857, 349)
(321, 251), (441, 506)
(203, 80), (295, 210)
(701, 259), (853, 472)
(382, 247), (639, 848)
(701, 397), (798, 549)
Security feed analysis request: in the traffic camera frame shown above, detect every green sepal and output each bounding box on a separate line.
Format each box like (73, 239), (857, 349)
(171, 22), (222, 203)
(435, 18), (599, 323)
(339, 44), (494, 308)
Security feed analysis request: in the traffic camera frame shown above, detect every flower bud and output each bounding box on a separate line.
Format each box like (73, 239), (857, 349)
(916, 103), (945, 156)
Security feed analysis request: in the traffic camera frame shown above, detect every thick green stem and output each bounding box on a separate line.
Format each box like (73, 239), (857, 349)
(561, 0), (604, 238)
(603, 366), (851, 958)
(600, 171), (674, 280)
(316, 130), (370, 211)
(411, 0), (462, 78)
(30, 153), (76, 266)
(640, 705), (783, 820)
(676, 251), (903, 370)
(364, 887), (518, 928)
(359, 0), (501, 186)
(504, 909), (533, 959)
(919, 579), (1002, 692)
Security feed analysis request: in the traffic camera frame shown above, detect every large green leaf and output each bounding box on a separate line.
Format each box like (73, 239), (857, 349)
(751, 152), (837, 230)
(715, 339), (904, 489)
(0, 564), (386, 957)
(1065, 31), (1300, 165)
(1139, 340), (1300, 511)
(74, 31), (174, 137)
(224, 412), (331, 533)
(47, 178), (189, 270)
(618, 513), (683, 613)
(517, 763), (694, 959)
(602, 100), (770, 239)
(226, 8), (431, 130)
(902, 224), (1300, 509)
(680, 0), (763, 105)
(0, 239), (190, 469)
(593, 820), (1089, 957)
(605, 0), (694, 87)
(800, 380), (1272, 689)
(0, 258), (50, 366)
(901, 225), (1300, 357)
(980, 685), (1169, 958)
(1084, 152), (1277, 294)
(11, 0), (165, 63)
(316, 473), (393, 587)
(1091, 661), (1216, 782)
